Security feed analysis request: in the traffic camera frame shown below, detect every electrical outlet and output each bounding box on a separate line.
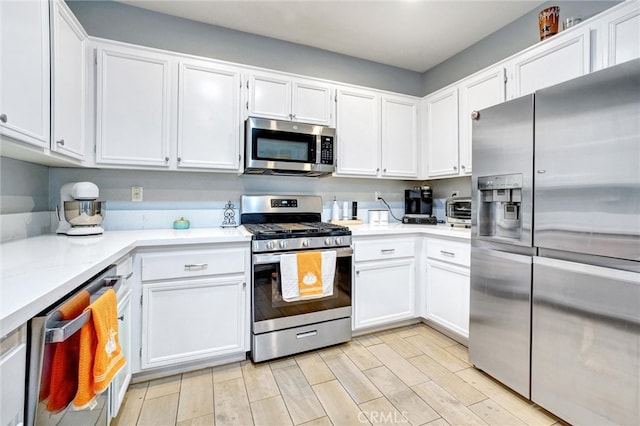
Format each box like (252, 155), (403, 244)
(131, 186), (143, 202)
(374, 191), (381, 201)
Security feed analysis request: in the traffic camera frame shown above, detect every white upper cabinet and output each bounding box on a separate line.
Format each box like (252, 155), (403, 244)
(335, 87), (380, 177)
(508, 26), (591, 98)
(424, 87), (459, 178)
(248, 73), (333, 125)
(51, 0), (88, 161)
(381, 95), (419, 178)
(600, 0), (640, 68)
(177, 59), (242, 171)
(458, 66), (506, 175)
(0, 0), (50, 148)
(96, 44), (173, 167)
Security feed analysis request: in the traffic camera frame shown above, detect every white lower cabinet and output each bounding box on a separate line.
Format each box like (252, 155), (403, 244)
(0, 324), (27, 426)
(110, 288), (132, 418)
(353, 237), (416, 330)
(138, 246), (249, 370)
(423, 237), (470, 338)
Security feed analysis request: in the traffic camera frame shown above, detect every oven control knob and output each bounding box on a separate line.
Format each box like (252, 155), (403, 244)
(279, 240), (288, 249)
(335, 237), (343, 245)
(302, 239), (310, 247)
(325, 238), (334, 246)
(266, 241), (276, 250)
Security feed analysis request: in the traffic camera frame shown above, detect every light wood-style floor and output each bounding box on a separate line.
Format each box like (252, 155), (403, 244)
(113, 323), (563, 426)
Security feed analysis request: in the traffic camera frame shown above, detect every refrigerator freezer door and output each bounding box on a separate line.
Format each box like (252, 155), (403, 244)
(534, 59), (640, 261)
(469, 246), (532, 398)
(532, 256), (639, 425)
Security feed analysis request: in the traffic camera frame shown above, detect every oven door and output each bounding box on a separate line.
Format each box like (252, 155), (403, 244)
(252, 247), (352, 334)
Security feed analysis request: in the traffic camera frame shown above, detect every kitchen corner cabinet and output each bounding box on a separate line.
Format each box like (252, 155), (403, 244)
(353, 237), (416, 330)
(424, 238), (470, 338)
(600, 0), (640, 68)
(0, 324), (27, 426)
(177, 59), (241, 170)
(0, 0), (50, 148)
(423, 87), (459, 178)
(248, 73), (333, 125)
(95, 44), (173, 167)
(508, 26), (591, 98)
(335, 87), (419, 179)
(51, 0), (88, 161)
(139, 246), (248, 370)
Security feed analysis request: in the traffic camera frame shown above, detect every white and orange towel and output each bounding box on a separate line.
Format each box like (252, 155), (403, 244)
(280, 251), (336, 302)
(73, 288), (126, 410)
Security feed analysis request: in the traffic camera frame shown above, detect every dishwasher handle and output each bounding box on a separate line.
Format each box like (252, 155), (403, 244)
(45, 275), (122, 343)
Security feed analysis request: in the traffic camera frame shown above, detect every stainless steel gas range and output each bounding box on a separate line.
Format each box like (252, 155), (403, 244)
(241, 195), (353, 362)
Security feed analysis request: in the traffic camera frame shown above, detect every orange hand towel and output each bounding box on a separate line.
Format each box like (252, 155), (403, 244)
(46, 290), (90, 412)
(297, 251), (323, 297)
(73, 289), (126, 410)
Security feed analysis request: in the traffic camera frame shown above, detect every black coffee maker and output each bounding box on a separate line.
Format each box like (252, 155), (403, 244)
(403, 187), (437, 224)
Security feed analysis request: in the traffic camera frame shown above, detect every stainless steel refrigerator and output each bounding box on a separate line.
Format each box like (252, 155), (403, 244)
(469, 58), (639, 425)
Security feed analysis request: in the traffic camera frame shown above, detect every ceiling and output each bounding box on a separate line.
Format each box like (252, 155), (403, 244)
(116, 0), (546, 73)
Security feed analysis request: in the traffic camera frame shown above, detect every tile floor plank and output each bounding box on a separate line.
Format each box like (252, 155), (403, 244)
(367, 343), (429, 387)
(412, 381), (488, 426)
(322, 352), (383, 403)
(404, 335), (470, 372)
(341, 340), (383, 371)
(409, 354), (487, 406)
(250, 395), (293, 426)
(313, 380), (371, 425)
(111, 382), (147, 426)
(272, 364), (326, 425)
(298, 417), (333, 426)
(456, 368), (557, 426)
(378, 331), (424, 358)
(212, 362), (243, 384)
(443, 343), (471, 364)
(145, 374), (182, 399)
(242, 362), (281, 402)
(364, 366), (440, 426)
(356, 333), (383, 347)
(295, 352), (336, 385)
(137, 393), (179, 426)
(469, 399), (527, 426)
(394, 324), (423, 339)
(176, 413), (215, 426)
(414, 325), (459, 348)
(177, 368), (214, 423)
(213, 377), (253, 426)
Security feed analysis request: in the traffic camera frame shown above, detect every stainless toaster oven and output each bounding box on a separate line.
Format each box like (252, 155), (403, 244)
(446, 196), (472, 227)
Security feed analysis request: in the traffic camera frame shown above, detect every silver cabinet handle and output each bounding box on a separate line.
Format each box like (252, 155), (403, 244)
(376, 168), (380, 172)
(461, 164), (466, 169)
(177, 157), (182, 162)
(56, 139), (65, 146)
(453, 165), (458, 171)
(165, 156), (170, 162)
(117, 315), (124, 321)
(383, 168), (387, 173)
(184, 263), (208, 271)
(296, 330), (317, 339)
(537, 170), (546, 174)
(440, 250), (456, 257)
(381, 249), (395, 254)
(0, 113), (6, 123)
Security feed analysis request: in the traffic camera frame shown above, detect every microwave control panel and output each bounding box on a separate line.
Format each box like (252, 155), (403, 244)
(319, 136), (334, 165)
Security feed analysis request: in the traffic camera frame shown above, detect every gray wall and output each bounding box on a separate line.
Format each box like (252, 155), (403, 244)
(422, 1), (621, 94)
(0, 157), (49, 214)
(67, 0), (423, 96)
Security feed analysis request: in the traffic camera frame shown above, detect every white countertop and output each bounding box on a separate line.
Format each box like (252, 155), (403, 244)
(0, 224), (469, 336)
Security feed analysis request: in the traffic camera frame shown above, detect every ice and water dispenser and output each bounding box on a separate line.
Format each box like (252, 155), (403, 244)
(477, 173), (523, 240)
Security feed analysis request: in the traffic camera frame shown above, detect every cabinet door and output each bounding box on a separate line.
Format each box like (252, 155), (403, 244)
(110, 289), (132, 419)
(424, 87), (459, 178)
(51, 0), (87, 161)
(602, 1), (640, 67)
(292, 80), (333, 125)
(178, 60), (241, 170)
(335, 87), (380, 177)
(381, 95), (419, 178)
(142, 276), (245, 369)
(354, 258), (415, 329)
(458, 66), (506, 175)
(425, 259), (470, 337)
(510, 27), (591, 97)
(96, 45), (172, 167)
(0, 0), (49, 147)
(0, 325), (26, 426)
(248, 74), (291, 120)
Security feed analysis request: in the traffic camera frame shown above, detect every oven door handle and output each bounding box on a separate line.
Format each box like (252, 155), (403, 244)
(253, 247), (353, 265)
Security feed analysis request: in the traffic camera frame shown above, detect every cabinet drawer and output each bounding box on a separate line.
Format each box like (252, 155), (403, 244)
(355, 238), (415, 262)
(141, 248), (245, 281)
(426, 238), (470, 267)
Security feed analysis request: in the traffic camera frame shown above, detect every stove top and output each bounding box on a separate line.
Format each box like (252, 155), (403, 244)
(243, 221), (350, 240)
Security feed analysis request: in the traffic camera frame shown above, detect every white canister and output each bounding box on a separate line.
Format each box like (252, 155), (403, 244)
(368, 210), (380, 226)
(379, 210), (389, 225)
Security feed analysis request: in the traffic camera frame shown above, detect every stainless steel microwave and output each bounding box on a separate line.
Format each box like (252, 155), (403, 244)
(244, 117), (336, 177)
